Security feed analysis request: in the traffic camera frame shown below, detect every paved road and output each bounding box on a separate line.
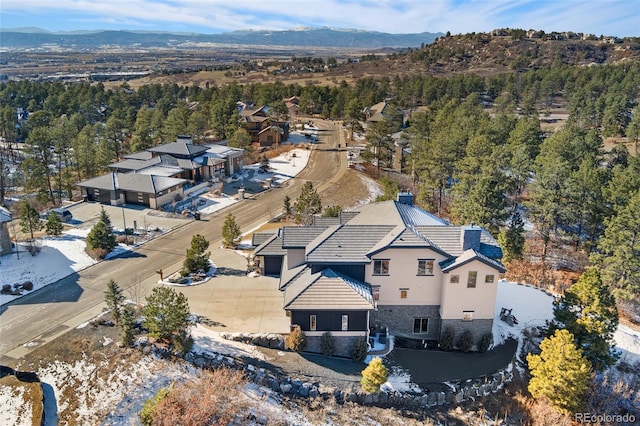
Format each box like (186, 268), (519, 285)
(0, 120), (347, 363)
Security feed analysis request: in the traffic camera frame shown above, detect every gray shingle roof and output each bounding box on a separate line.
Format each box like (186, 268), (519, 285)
(78, 172), (186, 194)
(254, 233), (286, 256)
(251, 230), (277, 247)
(388, 227), (433, 248)
(306, 225), (396, 263)
(312, 217), (341, 227)
(0, 206), (12, 223)
(283, 268), (374, 310)
(281, 226), (330, 249)
(413, 226), (502, 259)
(148, 141), (209, 158)
(123, 151), (153, 160)
(439, 249), (506, 273)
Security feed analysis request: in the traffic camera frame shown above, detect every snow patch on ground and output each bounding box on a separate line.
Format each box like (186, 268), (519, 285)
(245, 147), (311, 187)
(492, 280), (555, 347)
(352, 174), (383, 210)
(0, 384), (33, 426)
(381, 365), (422, 393)
(614, 323), (640, 364)
(190, 324), (266, 361)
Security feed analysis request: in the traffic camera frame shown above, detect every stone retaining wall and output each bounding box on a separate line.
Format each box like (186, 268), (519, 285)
(141, 338), (514, 410)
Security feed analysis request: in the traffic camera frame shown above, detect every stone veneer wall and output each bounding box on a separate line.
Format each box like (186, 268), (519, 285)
(371, 305), (441, 341)
(0, 224), (11, 255)
(440, 319), (493, 350)
(305, 335), (360, 358)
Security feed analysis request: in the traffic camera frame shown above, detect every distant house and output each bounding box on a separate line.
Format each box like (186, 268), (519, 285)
(253, 194), (505, 357)
(240, 105), (289, 148)
(362, 101), (404, 129)
(77, 136), (244, 208)
(0, 206), (12, 255)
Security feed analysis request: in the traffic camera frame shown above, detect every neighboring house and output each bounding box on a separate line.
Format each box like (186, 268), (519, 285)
(253, 194), (505, 357)
(0, 206), (12, 255)
(77, 136), (244, 208)
(240, 105), (288, 147)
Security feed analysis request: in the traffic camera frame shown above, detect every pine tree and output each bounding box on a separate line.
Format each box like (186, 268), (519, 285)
(183, 234), (211, 273)
(19, 201), (42, 241)
(361, 357), (388, 393)
(45, 211), (64, 236)
(283, 195), (292, 220)
(86, 220), (117, 257)
(294, 181), (322, 226)
(527, 329), (591, 414)
(497, 211), (525, 263)
(259, 155), (270, 173)
(119, 305), (136, 347)
(553, 267), (619, 370)
(104, 279), (125, 326)
(221, 214), (241, 248)
(142, 286), (191, 343)
(99, 207), (113, 232)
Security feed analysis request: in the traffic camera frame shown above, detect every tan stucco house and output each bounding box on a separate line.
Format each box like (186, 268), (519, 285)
(253, 193), (505, 356)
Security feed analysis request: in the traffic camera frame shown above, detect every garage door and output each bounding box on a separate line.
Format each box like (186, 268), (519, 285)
(263, 256), (283, 276)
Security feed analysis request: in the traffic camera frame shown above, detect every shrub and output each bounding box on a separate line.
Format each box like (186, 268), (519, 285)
(478, 332), (493, 353)
(361, 357), (388, 393)
(320, 331), (336, 356)
(350, 337), (369, 362)
(457, 330), (474, 352)
(1, 284), (11, 293)
(286, 326), (306, 352)
(116, 235), (134, 244)
(21, 281), (33, 291)
(440, 326), (455, 351)
(140, 387), (170, 426)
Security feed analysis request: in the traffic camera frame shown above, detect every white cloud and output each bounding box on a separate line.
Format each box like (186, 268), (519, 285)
(1, 0), (637, 36)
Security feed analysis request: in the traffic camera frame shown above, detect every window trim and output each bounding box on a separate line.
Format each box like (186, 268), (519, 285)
(341, 315), (349, 331)
(400, 288), (408, 299)
(310, 314), (316, 331)
(485, 274), (495, 283)
(413, 318), (429, 334)
(467, 271), (477, 288)
(450, 274), (460, 284)
(417, 259), (435, 276)
(373, 259), (390, 276)
(463, 311), (474, 321)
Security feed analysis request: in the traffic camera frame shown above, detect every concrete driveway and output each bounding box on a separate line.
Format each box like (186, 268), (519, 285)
(165, 247), (290, 334)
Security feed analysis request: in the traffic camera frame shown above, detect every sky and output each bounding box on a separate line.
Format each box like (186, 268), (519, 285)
(1, 0), (638, 37)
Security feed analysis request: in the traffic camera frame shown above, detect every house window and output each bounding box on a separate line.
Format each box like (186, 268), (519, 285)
(342, 315), (349, 331)
(485, 274), (495, 283)
(467, 271), (477, 288)
(373, 259), (389, 275)
(372, 286), (380, 301)
(450, 274), (460, 284)
(463, 311), (474, 321)
(400, 289), (408, 299)
(310, 315), (316, 331)
(413, 318), (429, 333)
(417, 259), (434, 276)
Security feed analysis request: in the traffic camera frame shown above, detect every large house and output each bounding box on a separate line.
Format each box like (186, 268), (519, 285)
(78, 136), (244, 209)
(253, 193), (505, 357)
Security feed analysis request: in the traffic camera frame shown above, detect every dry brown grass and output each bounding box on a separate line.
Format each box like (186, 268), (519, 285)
(0, 374), (44, 425)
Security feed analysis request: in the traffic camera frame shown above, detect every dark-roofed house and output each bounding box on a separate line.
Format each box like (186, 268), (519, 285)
(77, 136), (244, 209)
(257, 193), (506, 355)
(0, 206), (12, 255)
(240, 105), (288, 147)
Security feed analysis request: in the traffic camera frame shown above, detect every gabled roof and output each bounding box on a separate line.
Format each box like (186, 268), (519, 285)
(413, 225), (502, 259)
(281, 226), (331, 249)
(147, 141), (209, 158)
(122, 151), (153, 161)
(344, 200), (447, 227)
(0, 206), (12, 223)
(241, 105), (269, 118)
(251, 230), (277, 247)
(254, 233), (286, 257)
(283, 268), (374, 310)
(439, 249), (506, 273)
(305, 225), (396, 263)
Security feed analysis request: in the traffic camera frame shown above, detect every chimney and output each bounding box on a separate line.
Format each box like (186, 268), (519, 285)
(396, 191), (414, 205)
(460, 224), (481, 251)
(177, 135), (193, 144)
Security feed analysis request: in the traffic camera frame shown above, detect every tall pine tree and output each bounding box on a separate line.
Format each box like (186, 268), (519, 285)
(221, 214), (241, 248)
(104, 279), (125, 326)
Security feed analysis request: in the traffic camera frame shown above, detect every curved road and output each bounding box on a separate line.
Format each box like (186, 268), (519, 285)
(0, 120), (347, 362)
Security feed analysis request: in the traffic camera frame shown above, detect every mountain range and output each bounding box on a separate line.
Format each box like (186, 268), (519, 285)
(0, 27), (443, 50)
